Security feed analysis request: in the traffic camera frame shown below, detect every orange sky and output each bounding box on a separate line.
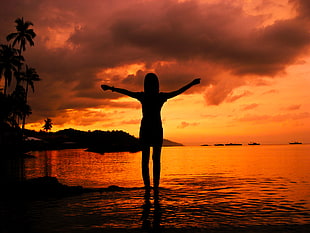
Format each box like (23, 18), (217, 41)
(1, 0), (310, 145)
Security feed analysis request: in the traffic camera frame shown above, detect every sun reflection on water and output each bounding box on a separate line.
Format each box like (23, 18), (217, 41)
(23, 145), (310, 229)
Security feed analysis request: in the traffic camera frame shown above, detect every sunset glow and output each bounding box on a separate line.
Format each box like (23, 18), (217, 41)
(1, 0), (309, 145)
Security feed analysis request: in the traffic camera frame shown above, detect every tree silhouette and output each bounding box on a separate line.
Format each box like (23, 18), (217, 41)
(6, 17), (36, 51)
(7, 17), (36, 85)
(21, 65), (41, 99)
(20, 65), (41, 130)
(4, 17), (38, 131)
(43, 118), (53, 132)
(0, 44), (23, 95)
(0, 92), (17, 127)
(11, 85), (31, 126)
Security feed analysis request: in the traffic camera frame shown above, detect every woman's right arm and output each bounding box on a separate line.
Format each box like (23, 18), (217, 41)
(101, 85), (139, 99)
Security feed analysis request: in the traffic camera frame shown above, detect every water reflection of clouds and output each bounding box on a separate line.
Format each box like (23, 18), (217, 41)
(22, 146), (310, 228)
(159, 175), (310, 227)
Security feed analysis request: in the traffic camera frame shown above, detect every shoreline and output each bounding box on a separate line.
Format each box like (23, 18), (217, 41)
(1, 176), (146, 200)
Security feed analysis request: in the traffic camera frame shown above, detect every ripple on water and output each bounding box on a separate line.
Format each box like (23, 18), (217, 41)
(16, 146), (310, 231)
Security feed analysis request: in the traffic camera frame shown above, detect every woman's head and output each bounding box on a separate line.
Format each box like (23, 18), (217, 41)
(144, 73), (159, 94)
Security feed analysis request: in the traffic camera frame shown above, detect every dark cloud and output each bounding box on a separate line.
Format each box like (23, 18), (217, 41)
(0, 0), (309, 125)
(291, 0), (310, 19)
(115, 60), (211, 93)
(110, 0), (310, 75)
(203, 76), (247, 105)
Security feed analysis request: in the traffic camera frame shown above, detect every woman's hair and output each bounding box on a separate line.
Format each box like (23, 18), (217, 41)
(144, 73), (159, 94)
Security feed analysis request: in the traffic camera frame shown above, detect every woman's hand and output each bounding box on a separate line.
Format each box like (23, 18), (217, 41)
(191, 78), (201, 85)
(101, 85), (111, 91)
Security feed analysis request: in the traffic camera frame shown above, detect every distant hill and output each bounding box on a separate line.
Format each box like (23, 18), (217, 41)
(23, 128), (182, 153)
(23, 128), (140, 153)
(163, 139), (183, 146)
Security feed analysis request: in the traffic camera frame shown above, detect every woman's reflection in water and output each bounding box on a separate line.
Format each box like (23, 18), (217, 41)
(141, 189), (162, 232)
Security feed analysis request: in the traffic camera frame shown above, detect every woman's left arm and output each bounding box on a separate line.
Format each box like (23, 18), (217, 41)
(164, 78), (200, 99)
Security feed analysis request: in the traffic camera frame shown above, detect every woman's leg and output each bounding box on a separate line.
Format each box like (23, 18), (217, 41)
(142, 146), (151, 189)
(152, 145), (162, 189)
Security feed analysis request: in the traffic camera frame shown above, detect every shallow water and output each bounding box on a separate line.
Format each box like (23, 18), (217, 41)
(7, 145), (310, 230)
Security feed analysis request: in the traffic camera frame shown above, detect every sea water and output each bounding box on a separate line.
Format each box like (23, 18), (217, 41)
(10, 145), (310, 230)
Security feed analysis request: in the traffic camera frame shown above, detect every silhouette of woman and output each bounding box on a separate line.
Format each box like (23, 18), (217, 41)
(101, 73), (200, 191)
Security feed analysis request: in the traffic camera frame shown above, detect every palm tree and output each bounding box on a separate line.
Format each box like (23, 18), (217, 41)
(20, 65), (41, 130)
(0, 44), (22, 95)
(10, 85), (31, 128)
(21, 65), (41, 101)
(6, 17), (36, 55)
(43, 118), (53, 132)
(6, 17), (36, 84)
(0, 92), (17, 127)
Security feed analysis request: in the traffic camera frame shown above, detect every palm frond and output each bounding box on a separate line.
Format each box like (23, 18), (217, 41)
(24, 21), (34, 28)
(27, 29), (36, 38)
(25, 34), (35, 46)
(4, 69), (13, 86)
(6, 32), (18, 42)
(12, 38), (20, 48)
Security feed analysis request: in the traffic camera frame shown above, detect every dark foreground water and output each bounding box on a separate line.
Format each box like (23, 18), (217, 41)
(1, 145), (310, 232)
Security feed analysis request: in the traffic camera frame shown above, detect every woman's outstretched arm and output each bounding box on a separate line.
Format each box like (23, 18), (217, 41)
(101, 85), (139, 99)
(164, 78), (200, 99)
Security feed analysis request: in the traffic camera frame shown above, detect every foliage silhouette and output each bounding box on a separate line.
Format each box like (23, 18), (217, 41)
(1, 17), (39, 138)
(42, 118), (53, 132)
(6, 17), (36, 52)
(20, 65), (41, 129)
(0, 44), (22, 95)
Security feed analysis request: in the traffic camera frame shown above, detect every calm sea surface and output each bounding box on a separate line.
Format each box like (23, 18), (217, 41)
(13, 145), (310, 231)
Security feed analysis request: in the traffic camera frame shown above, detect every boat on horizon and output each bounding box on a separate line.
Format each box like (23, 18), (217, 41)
(289, 142), (302, 144)
(248, 142), (260, 145)
(214, 144), (224, 146)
